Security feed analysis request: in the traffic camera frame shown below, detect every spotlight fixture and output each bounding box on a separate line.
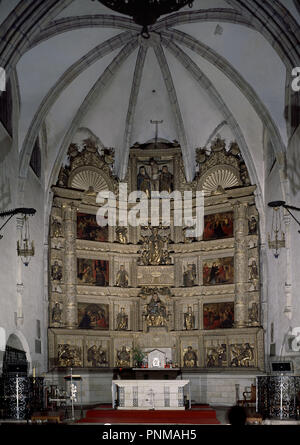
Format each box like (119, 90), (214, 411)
(93, 0), (194, 38)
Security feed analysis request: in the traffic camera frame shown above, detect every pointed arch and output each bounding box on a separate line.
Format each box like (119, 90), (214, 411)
(46, 39), (139, 199)
(119, 45), (148, 179)
(19, 30), (135, 200)
(154, 43), (194, 182)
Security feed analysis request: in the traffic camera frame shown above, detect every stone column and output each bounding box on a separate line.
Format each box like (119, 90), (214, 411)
(234, 201), (248, 328)
(63, 202), (78, 328)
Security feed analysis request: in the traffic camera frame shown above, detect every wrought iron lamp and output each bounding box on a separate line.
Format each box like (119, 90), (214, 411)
(268, 201), (300, 258)
(0, 207), (36, 266)
(93, 0), (194, 38)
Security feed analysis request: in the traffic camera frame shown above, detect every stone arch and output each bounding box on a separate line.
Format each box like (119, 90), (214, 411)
(161, 37), (262, 197)
(3, 331), (32, 372)
(154, 43), (193, 182)
(161, 36), (267, 246)
(163, 28), (286, 158)
(29, 10), (252, 49)
(204, 121), (230, 148)
(223, 0), (300, 68)
(6, 333), (24, 351)
(0, 0), (73, 76)
(293, 0), (300, 16)
(47, 39), (138, 196)
(18, 31), (134, 206)
(30, 15), (140, 49)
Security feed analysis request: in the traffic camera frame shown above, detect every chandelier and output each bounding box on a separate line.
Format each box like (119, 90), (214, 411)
(93, 0), (194, 37)
(0, 207), (36, 266)
(17, 213), (35, 266)
(267, 202), (285, 259)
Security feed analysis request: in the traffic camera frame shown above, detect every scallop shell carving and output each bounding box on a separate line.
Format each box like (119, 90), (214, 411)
(70, 169), (108, 192)
(201, 168), (240, 195)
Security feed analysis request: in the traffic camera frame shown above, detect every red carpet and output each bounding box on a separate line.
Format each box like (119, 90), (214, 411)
(78, 405), (220, 424)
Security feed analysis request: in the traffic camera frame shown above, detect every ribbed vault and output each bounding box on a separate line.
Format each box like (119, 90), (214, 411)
(0, 0), (298, 209)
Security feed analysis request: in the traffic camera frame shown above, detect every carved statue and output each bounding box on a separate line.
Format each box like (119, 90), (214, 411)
(115, 265), (129, 287)
(57, 165), (69, 187)
(116, 226), (128, 244)
(116, 346), (131, 367)
(148, 227), (164, 265)
(87, 344), (107, 367)
(149, 158), (160, 192)
(68, 142), (80, 158)
(159, 165), (173, 193)
(183, 263), (196, 287)
(230, 343), (254, 367)
(249, 260), (259, 281)
(196, 147), (207, 165)
(184, 306), (195, 330)
(138, 227), (171, 266)
(51, 218), (63, 238)
(229, 141), (240, 157)
(51, 261), (62, 281)
(206, 344), (227, 368)
(144, 293), (168, 327)
(102, 147), (115, 166)
(183, 346), (197, 368)
(57, 344), (82, 367)
(240, 161), (251, 185)
(116, 307), (128, 331)
(52, 302), (62, 324)
(211, 137), (226, 152)
(248, 216), (257, 235)
(137, 166), (151, 198)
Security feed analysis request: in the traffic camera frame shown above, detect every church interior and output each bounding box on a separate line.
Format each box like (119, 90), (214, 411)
(0, 0), (300, 427)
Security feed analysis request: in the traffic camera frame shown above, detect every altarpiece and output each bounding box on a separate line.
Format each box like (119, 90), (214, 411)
(48, 138), (264, 372)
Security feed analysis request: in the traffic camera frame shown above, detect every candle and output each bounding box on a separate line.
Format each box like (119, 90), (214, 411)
(33, 367), (36, 378)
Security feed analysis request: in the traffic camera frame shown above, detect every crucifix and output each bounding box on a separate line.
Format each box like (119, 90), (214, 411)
(150, 119), (163, 147)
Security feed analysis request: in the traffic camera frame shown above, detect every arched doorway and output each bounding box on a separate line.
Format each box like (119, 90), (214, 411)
(2, 334), (29, 376)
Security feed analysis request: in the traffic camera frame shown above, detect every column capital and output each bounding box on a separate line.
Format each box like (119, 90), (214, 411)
(62, 200), (79, 213)
(233, 199), (248, 207)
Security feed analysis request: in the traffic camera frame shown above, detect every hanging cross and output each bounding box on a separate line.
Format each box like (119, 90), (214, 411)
(150, 119), (163, 147)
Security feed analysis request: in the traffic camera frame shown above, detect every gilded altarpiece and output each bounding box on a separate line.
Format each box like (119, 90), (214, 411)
(48, 138), (264, 372)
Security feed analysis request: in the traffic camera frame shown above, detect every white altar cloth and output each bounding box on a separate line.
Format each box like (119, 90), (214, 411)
(112, 379), (190, 410)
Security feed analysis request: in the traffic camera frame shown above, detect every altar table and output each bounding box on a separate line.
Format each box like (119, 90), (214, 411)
(112, 379), (190, 410)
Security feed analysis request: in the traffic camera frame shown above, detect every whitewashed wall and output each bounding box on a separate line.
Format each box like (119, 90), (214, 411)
(0, 119), (47, 375)
(264, 125), (300, 373)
